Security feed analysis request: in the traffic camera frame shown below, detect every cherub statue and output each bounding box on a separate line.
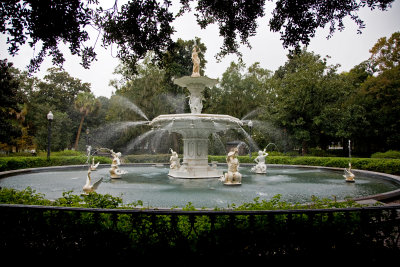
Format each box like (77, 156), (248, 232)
(110, 150), (122, 165)
(251, 149), (268, 174)
(221, 148), (242, 185)
(109, 150), (126, 178)
(169, 148), (181, 170)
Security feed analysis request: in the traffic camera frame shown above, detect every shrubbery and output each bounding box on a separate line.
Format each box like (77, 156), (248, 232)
(0, 187), (365, 210)
(0, 156), (111, 172)
(371, 150), (400, 159)
(209, 155), (400, 175)
(123, 154), (169, 163)
(1, 153), (399, 175)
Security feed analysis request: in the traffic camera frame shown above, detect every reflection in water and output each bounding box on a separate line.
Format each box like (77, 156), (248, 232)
(0, 166), (398, 208)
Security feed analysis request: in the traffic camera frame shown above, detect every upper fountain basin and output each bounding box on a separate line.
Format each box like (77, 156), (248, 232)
(149, 113), (243, 135)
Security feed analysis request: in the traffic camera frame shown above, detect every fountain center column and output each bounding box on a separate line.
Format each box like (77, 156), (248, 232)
(173, 76), (218, 114)
(182, 138), (208, 166)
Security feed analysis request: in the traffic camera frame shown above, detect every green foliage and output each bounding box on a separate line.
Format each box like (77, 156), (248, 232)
(0, 186), (369, 211)
(0, 0), (95, 72)
(0, 59), (22, 146)
(371, 150), (400, 159)
(0, 156), (111, 172)
(208, 155), (400, 175)
(269, 49), (346, 152)
(269, 0), (393, 50)
(232, 194), (364, 210)
(79, 192), (123, 209)
(0, 187), (51, 205)
(99, 0), (175, 73)
(50, 150), (85, 157)
(123, 154), (169, 163)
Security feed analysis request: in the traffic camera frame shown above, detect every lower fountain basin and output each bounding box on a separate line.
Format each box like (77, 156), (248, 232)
(150, 114), (243, 179)
(1, 165), (399, 208)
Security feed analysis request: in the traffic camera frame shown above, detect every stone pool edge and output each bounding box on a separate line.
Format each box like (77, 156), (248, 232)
(1, 163), (400, 205)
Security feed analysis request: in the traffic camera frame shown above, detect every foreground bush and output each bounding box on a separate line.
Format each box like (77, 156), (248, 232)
(0, 188), (398, 264)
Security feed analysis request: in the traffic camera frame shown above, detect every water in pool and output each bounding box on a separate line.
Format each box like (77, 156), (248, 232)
(0, 166), (398, 208)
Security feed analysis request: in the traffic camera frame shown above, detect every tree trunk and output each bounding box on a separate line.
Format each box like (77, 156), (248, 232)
(302, 140), (308, 156)
(74, 115), (85, 150)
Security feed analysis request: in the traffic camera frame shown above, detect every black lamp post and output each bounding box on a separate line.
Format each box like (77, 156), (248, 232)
(47, 111), (53, 160)
(248, 120), (253, 158)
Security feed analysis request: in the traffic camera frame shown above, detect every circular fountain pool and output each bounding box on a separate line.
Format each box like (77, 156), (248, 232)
(1, 165), (399, 208)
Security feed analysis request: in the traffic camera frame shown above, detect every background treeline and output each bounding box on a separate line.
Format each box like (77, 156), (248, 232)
(1, 32), (399, 158)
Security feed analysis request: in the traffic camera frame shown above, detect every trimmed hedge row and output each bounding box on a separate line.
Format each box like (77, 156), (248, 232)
(0, 156), (112, 172)
(210, 155), (400, 175)
(1, 154), (399, 176)
(123, 154), (170, 163)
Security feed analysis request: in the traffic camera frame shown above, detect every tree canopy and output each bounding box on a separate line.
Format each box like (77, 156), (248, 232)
(0, 0), (394, 72)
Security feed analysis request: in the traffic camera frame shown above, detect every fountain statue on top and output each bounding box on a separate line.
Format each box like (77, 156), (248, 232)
(220, 148), (242, 185)
(149, 45), (243, 178)
(191, 46), (201, 78)
(109, 150), (127, 178)
(251, 148), (268, 174)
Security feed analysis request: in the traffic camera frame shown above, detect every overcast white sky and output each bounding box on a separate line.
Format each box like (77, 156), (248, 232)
(1, 0), (400, 98)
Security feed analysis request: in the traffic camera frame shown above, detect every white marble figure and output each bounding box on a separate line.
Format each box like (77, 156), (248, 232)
(221, 148), (242, 185)
(191, 46), (201, 77)
(110, 150), (122, 165)
(251, 149), (268, 174)
(343, 162), (355, 182)
(83, 168), (103, 193)
(189, 93), (203, 114)
(86, 145), (92, 157)
(109, 150), (126, 178)
(90, 157), (100, 171)
(169, 148), (181, 170)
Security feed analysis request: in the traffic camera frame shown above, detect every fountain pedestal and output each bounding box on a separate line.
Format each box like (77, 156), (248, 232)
(169, 138), (220, 178)
(150, 74), (242, 179)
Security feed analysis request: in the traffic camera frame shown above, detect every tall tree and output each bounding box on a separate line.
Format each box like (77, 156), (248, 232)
(355, 65), (400, 152)
(0, 59), (22, 150)
(73, 92), (100, 150)
(205, 61), (270, 118)
(369, 31), (400, 73)
(270, 49), (344, 153)
(33, 67), (91, 113)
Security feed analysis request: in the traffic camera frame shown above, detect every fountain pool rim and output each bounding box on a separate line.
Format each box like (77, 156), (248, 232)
(1, 163), (400, 205)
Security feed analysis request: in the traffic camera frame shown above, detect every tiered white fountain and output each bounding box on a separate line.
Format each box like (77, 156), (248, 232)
(149, 46), (243, 178)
